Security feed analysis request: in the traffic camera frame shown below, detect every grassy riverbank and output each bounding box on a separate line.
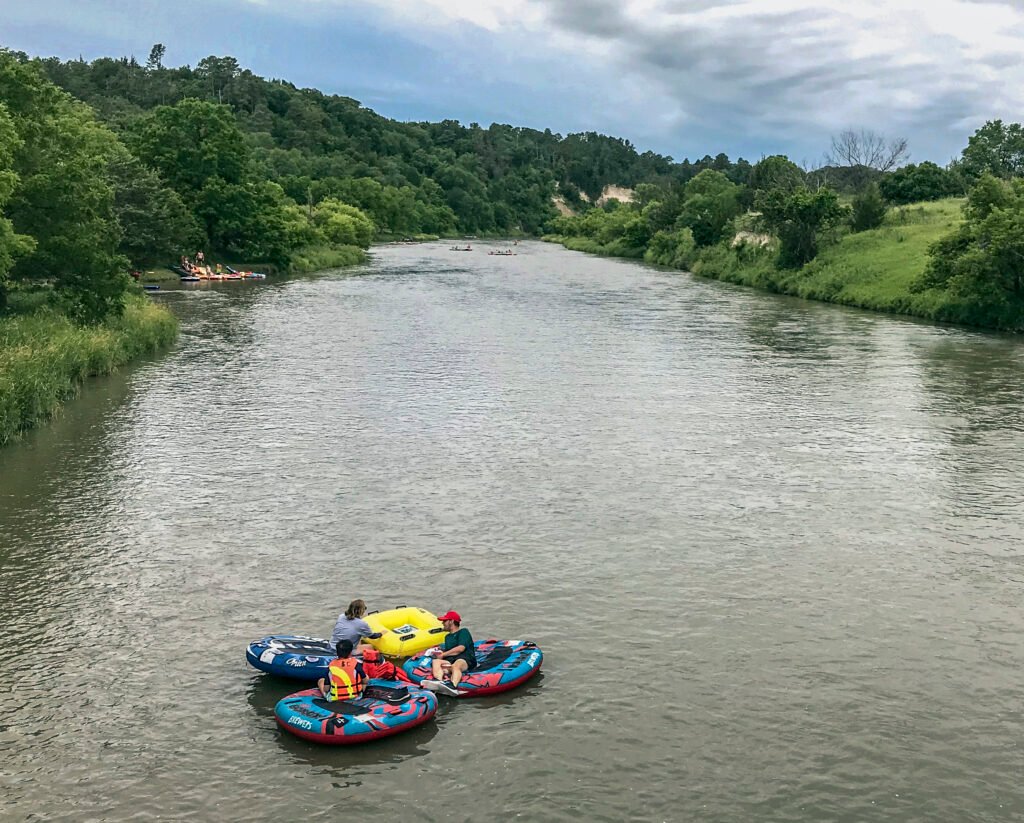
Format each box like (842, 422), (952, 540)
(288, 245), (366, 273)
(0, 296), (178, 447)
(545, 235), (646, 259)
(692, 199), (966, 317)
(548, 198), (1024, 330)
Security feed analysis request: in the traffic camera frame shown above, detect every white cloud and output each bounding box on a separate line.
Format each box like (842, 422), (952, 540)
(221, 0), (1024, 158)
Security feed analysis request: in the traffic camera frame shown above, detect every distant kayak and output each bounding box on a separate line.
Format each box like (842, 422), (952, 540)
(246, 635), (334, 681)
(404, 639), (542, 697)
(275, 681), (437, 744)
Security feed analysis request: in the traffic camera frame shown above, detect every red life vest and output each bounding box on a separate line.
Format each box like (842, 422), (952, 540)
(363, 657), (412, 683)
(327, 657), (366, 700)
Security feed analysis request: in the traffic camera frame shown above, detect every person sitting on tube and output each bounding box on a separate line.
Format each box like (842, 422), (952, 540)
(422, 610), (476, 695)
(318, 640), (367, 701)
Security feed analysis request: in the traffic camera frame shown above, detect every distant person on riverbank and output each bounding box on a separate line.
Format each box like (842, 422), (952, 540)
(196, 250), (205, 266)
(318, 640), (367, 701)
(422, 610), (475, 695)
(331, 598), (383, 653)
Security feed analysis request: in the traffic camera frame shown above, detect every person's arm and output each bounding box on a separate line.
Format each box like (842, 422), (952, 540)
(357, 618), (383, 640)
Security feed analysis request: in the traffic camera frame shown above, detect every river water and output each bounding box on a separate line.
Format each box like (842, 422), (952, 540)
(2, 241), (1023, 821)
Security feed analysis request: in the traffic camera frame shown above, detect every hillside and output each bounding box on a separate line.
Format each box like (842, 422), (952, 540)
(694, 199), (966, 320)
(21, 49), (749, 239)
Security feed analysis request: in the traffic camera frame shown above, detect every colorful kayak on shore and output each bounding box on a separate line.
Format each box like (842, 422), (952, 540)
(275, 681), (437, 744)
(403, 639), (542, 697)
(246, 635), (334, 681)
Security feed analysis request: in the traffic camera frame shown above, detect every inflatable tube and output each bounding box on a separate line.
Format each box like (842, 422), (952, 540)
(364, 606), (447, 658)
(402, 640), (542, 697)
(246, 635), (335, 681)
(275, 680), (437, 744)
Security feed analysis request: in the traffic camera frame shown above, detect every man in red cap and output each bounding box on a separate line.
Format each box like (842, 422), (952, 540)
(423, 610), (476, 696)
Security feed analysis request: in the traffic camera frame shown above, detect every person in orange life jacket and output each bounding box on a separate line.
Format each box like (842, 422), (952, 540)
(361, 649), (413, 683)
(317, 639), (367, 701)
(422, 610), (475, 695)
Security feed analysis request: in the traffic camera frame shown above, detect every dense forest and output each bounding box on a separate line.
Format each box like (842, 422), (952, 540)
(31, 47), (764, 238)
(0, 45), (772, 323)
(4, 44), (1024, 330)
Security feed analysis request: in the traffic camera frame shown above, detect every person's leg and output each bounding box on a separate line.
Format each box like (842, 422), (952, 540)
(449, 658), (469, 687)
(431, 657), (444, 680)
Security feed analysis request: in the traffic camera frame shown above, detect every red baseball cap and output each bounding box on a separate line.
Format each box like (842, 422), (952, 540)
(437, 610), (461, 622)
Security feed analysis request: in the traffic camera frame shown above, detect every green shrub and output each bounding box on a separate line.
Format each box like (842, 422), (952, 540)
(288, 245), (367, 273)
(850, 184), (888, 232)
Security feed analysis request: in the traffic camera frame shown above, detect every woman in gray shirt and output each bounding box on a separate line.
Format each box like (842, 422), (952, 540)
(331, 599), (382, 652)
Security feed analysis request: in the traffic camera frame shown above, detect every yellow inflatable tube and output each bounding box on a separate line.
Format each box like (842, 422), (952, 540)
(364, 606), (447, 658)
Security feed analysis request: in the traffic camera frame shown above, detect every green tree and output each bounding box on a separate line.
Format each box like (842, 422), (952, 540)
(0, 103), (35, 310)
(1, 52), (128, 321)
(145, 44), (166, 72)
(757, 186), (847, 268)
(917, 174), (1024, 308)
(107, 148), (202, 266)
(196, 178), (295, 264)
(130, 98), (250, 194)
(312, 198), (375, 247)
(878, 161), (958, 204)
(748, 155), (805, 195)
(677, 169), (742, 247)
(960, 120), (1024, 180)
(850, 182), (887, 232)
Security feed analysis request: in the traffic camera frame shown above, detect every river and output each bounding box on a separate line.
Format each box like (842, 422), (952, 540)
(1, 241), (1023, 821)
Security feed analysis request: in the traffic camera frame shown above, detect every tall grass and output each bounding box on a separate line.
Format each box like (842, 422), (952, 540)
(289, 245), (367, 273)
(0, 297), (178, 447)
(541, 234), (646, 259)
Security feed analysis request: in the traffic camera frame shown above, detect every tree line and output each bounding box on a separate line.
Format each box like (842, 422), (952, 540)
(547, 120), (1024, 325)
(33, 46), (761, 238)
(0, 44), (770, 322)
(5, 42), (1024, 326)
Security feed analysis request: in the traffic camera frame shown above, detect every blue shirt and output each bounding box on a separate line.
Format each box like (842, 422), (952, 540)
(331, 614), (373, 649)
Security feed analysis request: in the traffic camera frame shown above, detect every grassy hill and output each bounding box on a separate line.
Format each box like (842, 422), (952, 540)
(691, 199), (998, 327)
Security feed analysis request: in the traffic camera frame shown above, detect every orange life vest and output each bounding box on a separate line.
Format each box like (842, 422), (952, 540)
(327, 657), (366, 701)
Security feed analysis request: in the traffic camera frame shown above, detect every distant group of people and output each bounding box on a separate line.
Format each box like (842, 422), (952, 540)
(317, 598), (475, 701)
(179, 251), (225, 277)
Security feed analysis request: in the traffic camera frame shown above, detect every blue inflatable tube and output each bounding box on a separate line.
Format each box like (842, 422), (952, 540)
(403, 639), (542, 697)
(275, 680), (438, 744)
(246, 635), (335, 681)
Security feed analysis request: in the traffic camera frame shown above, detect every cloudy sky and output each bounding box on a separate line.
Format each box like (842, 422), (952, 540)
(3, 0), (1022, 165)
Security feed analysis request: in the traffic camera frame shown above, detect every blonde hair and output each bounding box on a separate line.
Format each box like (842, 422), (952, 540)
(345, 599), (367, 619)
